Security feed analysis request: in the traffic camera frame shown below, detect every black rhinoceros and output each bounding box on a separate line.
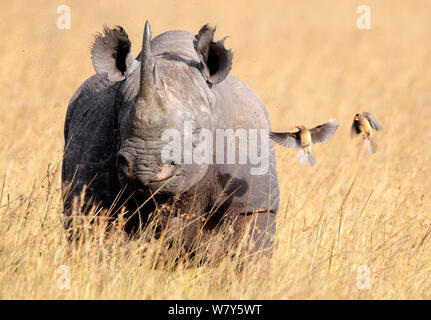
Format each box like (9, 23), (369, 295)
(62, 21), (279, 254)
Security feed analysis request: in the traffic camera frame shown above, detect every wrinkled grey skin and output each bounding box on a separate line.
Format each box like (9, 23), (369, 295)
(62, 22), (279, 254)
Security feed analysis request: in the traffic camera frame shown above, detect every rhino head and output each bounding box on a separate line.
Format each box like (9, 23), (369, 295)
(91, 21), (233, 195)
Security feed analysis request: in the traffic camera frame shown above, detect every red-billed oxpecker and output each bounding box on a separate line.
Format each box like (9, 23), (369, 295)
(270, 119), (339, 166)
(351, 112), (382, 154)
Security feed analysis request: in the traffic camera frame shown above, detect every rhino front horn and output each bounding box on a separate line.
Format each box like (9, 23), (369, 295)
(139, 20), (154, 100)
(133, 21), (167, 133)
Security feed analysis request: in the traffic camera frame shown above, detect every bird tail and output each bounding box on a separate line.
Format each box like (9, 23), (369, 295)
(364, 136), (378, 154)
(296, 149), (316, 166)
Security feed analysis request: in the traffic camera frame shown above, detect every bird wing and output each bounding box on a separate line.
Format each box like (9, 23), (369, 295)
(362, 112), (382, 131)
(269, 131), (301, 148)
(310, 119), (339, 145)
(351, 120), (361, 137)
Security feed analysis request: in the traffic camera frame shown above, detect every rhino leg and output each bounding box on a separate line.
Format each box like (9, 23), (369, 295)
(231, 211), (276, 256)
(183, 210), (277, 263)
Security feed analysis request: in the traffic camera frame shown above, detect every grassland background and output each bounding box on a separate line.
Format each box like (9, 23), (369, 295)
(1, 0), (431, 299)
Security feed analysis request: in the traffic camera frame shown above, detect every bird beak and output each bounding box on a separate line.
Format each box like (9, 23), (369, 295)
(354, 116), (359, 121)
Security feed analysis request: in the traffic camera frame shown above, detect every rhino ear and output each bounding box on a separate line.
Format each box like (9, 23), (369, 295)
(91, 25), (138, 82)
(193, 25), (232, 84)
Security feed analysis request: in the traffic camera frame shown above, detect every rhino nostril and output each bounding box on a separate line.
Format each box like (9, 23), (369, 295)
(117, 154), (133, 179)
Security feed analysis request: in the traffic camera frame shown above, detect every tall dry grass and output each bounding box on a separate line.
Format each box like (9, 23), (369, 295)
(1, 0), (431, 299)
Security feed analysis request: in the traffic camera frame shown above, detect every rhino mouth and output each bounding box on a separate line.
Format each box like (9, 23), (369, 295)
(116, 151), (177, 189)
(146, 163), (177, 183)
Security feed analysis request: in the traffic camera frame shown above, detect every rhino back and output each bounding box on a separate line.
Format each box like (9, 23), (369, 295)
(151, 30), (199, 60)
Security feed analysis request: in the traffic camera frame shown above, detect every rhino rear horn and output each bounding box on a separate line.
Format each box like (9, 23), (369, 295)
(194, 24), (233, 84)
(91, 25), (137, 81)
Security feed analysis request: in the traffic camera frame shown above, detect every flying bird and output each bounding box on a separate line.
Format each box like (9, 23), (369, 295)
(270, 119), (339, 166)
(351, 112), (382, 153)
